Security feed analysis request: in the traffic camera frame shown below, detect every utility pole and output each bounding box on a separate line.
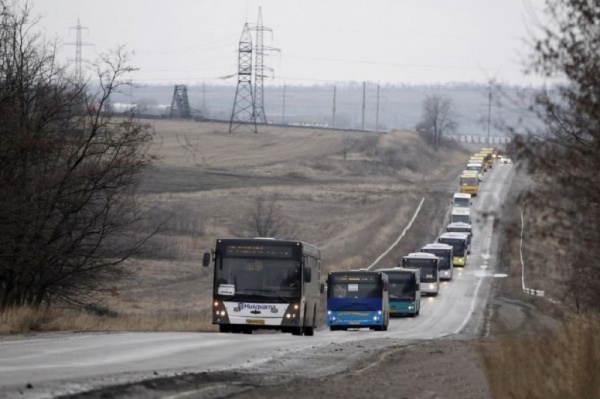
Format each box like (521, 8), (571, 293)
(332, 85), (337, 129)
(361, 82), (366, 130)
(375, 84), (380, 132)
(487, 86), (492, 144)
(282, 85), (286, 124)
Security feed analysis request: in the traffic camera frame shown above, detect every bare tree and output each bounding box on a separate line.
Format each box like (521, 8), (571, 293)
(416, 94), (458, 151)
(243, 196), (296, 239)
(510, 0), (600, 313)
(0, 1), (156, 310)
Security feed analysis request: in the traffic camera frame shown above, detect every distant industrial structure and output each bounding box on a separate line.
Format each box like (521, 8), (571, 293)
(170, 85), (192, 118)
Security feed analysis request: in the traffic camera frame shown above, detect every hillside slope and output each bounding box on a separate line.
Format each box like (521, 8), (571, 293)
(112, 120), (470, 321)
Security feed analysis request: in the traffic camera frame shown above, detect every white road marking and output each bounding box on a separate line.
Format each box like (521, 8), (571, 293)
(366, 197), (425, 270)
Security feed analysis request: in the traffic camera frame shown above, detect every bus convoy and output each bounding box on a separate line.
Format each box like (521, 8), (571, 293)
(203, 147), (503, 335)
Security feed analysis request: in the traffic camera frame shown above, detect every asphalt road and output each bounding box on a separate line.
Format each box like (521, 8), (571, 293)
(0, 163), (515, 399)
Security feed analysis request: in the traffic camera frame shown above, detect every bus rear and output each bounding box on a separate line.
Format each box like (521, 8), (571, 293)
(401, 253), (440, 296)
(203, 238), (321, 336)
(375, 268), (421, 316)
(421, 243), (454, 281)
(326, 271), (389, 331)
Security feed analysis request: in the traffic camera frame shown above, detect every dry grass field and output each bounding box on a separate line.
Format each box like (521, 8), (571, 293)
(1, 120), (470, 333)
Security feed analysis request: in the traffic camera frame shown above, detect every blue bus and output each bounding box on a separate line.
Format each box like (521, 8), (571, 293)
(326, 271), (389, 331)
(203, 238), (322, 336)
(401, 252), (440, 296)
(375, 267), (421, 316)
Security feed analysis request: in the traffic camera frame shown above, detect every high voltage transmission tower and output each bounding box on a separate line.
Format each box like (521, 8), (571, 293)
(229, 9), (278, 133)
(229, 23), (256, 133)
(66, 19), (93, 82)
(250, 7), (279, 124)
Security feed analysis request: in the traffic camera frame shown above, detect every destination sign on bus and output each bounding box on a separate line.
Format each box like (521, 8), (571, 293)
(331, 274), (377, 283)
(224, 244), (293, 258)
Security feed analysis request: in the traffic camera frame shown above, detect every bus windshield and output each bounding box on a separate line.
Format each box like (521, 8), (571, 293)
(403, 259), (437, 282)
(454, 197), (470, 208)
(328, 281), (382, 299)
(387, 273), (418, 299)
(460, 177), (478, 186)
(215, 257), (301, 300)
(423, 249), (450, 270)
(438, 238), (466, 256)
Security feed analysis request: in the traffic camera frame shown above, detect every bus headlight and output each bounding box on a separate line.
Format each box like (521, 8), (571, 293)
(373, 316), (379, 321)
(377, 310), (382, 315)
(327, 310), (332, 315)
(293, 304), (300, 310)
(429, 284), (434, 289)
(408, 305), (414, 309)
(213, 301), (219, 307)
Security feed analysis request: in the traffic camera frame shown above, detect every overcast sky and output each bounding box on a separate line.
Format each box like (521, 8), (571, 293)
(28, 0), (547, 87)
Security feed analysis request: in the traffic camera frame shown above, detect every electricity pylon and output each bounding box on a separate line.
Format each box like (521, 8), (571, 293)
(229, 23), (256, 133)
(250, 7), (279, 124)
(66, 19), (93, 82)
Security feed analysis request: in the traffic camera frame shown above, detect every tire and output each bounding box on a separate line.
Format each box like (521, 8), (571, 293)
(219, 325), (231, 333)
(291, 327), (304, 336)
(304, 311), (316, 336)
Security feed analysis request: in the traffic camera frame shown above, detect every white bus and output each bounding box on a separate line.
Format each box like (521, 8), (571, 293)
(452, 193), (472, 209)
(401, 252), (440, 296)
(203, 238), (322, 336)
(451, 207), (471, 225)
(421, 243), (454, 281)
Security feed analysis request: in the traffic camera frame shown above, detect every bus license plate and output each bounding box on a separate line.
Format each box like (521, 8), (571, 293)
(246, 319), (265, 325)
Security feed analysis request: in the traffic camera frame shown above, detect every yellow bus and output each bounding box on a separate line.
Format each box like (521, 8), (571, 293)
(459, 170), (479, 196)
(471, 155), (487, 172)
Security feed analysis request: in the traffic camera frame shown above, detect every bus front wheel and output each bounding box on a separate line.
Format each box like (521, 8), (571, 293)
(219, 325), (231, 333)
(292, 327), (304, 336)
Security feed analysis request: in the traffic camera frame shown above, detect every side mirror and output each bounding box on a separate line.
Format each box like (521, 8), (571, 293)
(304, 267), (312, 283)
(319, 283), (325, 293)
(202, 252), (211, 267)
